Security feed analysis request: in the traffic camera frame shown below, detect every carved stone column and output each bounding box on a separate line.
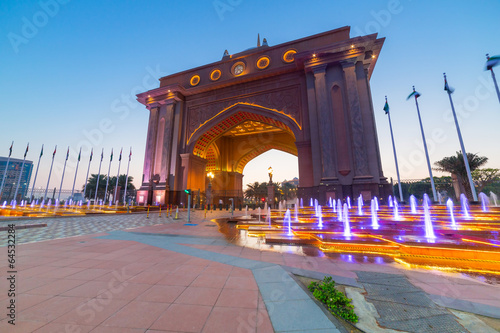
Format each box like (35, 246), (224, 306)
(341, 61), (370, 178)
(159, 102), (176, 183)
(312, 65), (337, 180)
(142, 106), (160, 184)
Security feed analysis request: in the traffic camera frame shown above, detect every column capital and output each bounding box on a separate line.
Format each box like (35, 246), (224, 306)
(146, 103), (161, 111)
(340, 59), (357, 69)
(311, 64), (328, 75)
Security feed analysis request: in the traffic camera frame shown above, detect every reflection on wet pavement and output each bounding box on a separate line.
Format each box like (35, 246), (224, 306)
(214, 217), (500, 285)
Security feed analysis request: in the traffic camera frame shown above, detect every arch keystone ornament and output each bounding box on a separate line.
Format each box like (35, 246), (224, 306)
(136, 26), (391, 206)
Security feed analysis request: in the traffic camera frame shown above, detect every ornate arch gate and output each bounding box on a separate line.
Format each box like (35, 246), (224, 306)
(136, 26), (391, 206)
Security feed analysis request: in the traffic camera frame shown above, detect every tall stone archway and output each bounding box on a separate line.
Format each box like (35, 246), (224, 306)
(136, 26), (391, 206)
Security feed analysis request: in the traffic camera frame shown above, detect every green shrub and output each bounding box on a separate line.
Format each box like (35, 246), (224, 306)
(308, 276), (358, 323)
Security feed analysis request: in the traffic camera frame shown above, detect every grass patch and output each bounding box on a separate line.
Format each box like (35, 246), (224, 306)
(308, 276), (359, 323)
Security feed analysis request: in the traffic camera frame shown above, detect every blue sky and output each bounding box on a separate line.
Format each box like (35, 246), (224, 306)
(1, 0), (499, 192)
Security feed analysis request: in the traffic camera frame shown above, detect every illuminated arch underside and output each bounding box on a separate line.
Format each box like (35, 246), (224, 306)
(193, 111), (294, 158)
(235, 143), (297, 174)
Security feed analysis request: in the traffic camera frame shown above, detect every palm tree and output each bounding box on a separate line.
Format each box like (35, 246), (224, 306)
(83, 174), (135, 200)
(244, 181), (265, 203)
(280, 182), (297, 200)
(434, 151), (487, 200)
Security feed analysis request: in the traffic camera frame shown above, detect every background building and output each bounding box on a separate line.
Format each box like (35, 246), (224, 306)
(0, 157), (33, 202)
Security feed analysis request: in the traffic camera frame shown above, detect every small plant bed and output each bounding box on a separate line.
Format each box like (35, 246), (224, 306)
(308, 276), (359, 324)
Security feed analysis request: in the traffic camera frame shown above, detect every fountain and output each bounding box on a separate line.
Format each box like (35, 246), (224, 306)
(245, 205), (248, 217)
(343, 203), (351, 237)
(257, 207), (261, 222)
(357, 195), (363, 215)
(317, 205), (323, 228)
(332, 199), (336, 213)
(410, 195), (417, 214)
(374, 197), (379, 210)
(300, 198), (303, 208)
(87, 201), (90, 209)
(295, 204), (299, 222)
(347, 196), (351, 209)
(337, 199), (342, 221)
(447, 198), (457, 228)
(310, 198), (313, 207)
(1, 201), (6, 208)
(393, 200), (401, 220)
(234, 191), (500, 275)
(264, 202), (268, 212)
(437, 191), (443, 205)
(370, 199), (379, 229)
(489, 191), (498, 206)
(284, 209), (293, 236)
(460, 194), (471, 219)
(30, 201), (35, 208)
(423, 199), (436, 239)
(388, 195), (393, 208)
(266, 207), (271, 227)
(479, 192), (490, 212)
(423, 193), (432, 207)
(12, 201), (16, 209)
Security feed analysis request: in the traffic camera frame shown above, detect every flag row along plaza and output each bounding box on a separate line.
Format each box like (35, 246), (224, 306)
(0, 145), (135, 215)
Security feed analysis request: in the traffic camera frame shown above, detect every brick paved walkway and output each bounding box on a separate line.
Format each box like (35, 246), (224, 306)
(0, 211), (498, 332)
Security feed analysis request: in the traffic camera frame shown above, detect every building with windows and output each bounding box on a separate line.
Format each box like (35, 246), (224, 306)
(0, 157), (33, 202)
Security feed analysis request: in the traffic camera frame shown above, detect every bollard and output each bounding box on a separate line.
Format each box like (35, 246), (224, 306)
(159, 205), (161, 217)
(147, 204), (150, 218)
(174, 206), (179, 220)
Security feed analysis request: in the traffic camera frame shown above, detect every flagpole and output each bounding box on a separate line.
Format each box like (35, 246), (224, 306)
(486, 54), (500, 104)
(82, 148), (93, 200)
(57, 147), (70, 203)
(70, 147), (82, 200)
(409, 86), (438, 202)
(113, 148), (122, 205)
(444, 73), (478, 202)
(385, 97), (404, 202)
(94, 148), (104, 204)
(104, 148), (113, 204)
(13, 143), (29, 202)
(0, 141), (13, 201)
(44, 145), (57, 201)
(29, 144), (43, 202)
(123, 147), (131, 205)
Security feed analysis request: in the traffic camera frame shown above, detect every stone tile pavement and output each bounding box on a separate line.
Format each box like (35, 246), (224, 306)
(0, 210), (498, 332)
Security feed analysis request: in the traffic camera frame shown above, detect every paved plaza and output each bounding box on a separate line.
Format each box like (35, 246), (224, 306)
(1, 210), (499, 332)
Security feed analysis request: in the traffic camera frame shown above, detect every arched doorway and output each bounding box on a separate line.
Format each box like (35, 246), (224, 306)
(184, 105), (299, 207)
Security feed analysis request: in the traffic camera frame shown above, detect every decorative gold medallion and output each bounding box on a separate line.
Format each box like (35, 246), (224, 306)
(210, 69), (222, 81)
(256, 56), (270, 69)
(231, 61), (245, 76)
(190, 74), (201, 86)
(282, 49), (297, 63)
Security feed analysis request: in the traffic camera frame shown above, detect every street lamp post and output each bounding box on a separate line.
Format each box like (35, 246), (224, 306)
(267, 166), (274, 209)
(207, 171), (214, 210)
